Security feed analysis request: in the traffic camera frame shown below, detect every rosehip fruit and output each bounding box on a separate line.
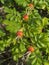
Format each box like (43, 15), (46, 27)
(16, 31), (23, 38)
(23, 14), (29, 21)
(28, 46), (34, 52)
(28, 3), (34, 9)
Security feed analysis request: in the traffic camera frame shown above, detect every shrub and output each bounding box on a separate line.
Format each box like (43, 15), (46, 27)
(0, 0), (49, 65)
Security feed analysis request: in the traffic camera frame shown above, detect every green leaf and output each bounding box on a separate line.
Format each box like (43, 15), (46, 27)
(15, 0), (27, 7)
(29, 49), (42, 65)
(3, 20), (21, 33)
(0, 0), (4, 4)
(0, 30), (5, 37)
(42, 17), (48, 26)
(20, 43), (26, 52)
(44, 62), (49, 65)
(13, 55), (18, 61)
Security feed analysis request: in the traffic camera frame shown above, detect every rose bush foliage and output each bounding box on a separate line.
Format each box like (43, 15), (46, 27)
(0, 0), (49, 65)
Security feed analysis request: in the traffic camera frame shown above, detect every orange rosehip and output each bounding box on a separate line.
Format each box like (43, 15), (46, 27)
(16, 31), (23, 38)
(23, 14), (29, 21)
(28, 3), (34, 9)
(28, 46), (34, 52)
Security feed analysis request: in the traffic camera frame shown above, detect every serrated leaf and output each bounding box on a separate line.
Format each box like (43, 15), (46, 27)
(20, 43), (26, 52)
(42, 17), (48, 26)
(3, 20), (21, 33)
(15, 0), (27, 7)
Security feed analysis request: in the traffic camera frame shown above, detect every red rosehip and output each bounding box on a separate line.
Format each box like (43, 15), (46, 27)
(23, 14), (29, 21)
(28, 3), (34, 9)
(28, 46), (34, 52)
(16, 31), (23, 38)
